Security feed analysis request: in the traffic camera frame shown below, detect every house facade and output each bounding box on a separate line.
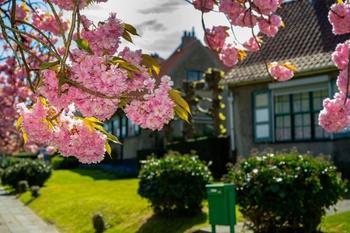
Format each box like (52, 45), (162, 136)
(222, 0), (350, 164)
(105, 29), (230, 170)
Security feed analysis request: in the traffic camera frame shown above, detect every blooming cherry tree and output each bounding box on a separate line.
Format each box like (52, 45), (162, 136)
(1, 0), (350, 163)
(0, 0), (190, 162)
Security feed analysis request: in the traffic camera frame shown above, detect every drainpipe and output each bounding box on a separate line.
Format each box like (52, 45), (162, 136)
(227, 92), (235, 161)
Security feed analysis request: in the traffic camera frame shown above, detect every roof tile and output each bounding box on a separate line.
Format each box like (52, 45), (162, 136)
(223, 0), (350, 85)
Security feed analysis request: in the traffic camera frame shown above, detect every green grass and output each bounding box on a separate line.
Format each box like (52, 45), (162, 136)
(321, 211), (350, 233)
(19, 168), (349, 233)
(19, 169), (243, 233)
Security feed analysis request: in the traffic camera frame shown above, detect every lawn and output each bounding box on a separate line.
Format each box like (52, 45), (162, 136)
(19, 169), (349, 233)
(19, 169), (231, 233)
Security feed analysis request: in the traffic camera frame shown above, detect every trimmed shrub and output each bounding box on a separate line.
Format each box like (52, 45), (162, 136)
(1, 159), (52, 189)
(138, 151), (213, 217)
(224, 148), (346, 233)
(51, 155), (79, 170)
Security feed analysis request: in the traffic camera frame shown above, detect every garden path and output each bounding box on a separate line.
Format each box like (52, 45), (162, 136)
(0, 186), (60, 233)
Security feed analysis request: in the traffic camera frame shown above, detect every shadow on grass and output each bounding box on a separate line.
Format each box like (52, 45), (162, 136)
(71, 168), (135, 180)
(136, 212), (208, 233)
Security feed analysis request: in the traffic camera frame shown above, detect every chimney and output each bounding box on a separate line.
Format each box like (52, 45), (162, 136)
(181, 27), (197, 49)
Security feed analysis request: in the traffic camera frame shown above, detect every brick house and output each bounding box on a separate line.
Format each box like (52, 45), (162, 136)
(222, 0), (350, 165)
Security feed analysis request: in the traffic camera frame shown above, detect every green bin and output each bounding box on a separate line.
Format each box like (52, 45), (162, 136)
(206, 184), (236, 233)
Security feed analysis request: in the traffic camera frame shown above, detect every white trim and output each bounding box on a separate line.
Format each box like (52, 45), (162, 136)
(269, 76), (330, 96)
(268, 75), (330, 90)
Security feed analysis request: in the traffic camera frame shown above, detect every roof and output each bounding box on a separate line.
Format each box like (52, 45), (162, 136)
(223, 0), (350, 85)
(159, 34), (231, 77)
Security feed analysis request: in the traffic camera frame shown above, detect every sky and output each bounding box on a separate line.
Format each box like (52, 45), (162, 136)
(78, 0), (253, 59)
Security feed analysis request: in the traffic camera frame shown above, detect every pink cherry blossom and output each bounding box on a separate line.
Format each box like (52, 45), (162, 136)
(193, 0), (214, 13)
(258, 18), (279, 37)
(254, 0), (280, 15)
(124, 76), (176, 131)
(80, 13), (124, 56)
(32, 9), (70, 36)
(219, 43), (239, 66)
(337, 69), (350, 94)
(204, 26), (227, 50)
(268, 62), (295, 81)
(46, 146), (56, 155)
(328, 1), (350, 35)
(319, 92), (350, 132)
(243, 37), (261, 51)
(332, 40), (350, 70)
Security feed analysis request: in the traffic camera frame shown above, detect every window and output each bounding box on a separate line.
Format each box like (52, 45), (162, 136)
(274, 90), (330, 141)
(187, 70), (204, 81)
(253, 76), (334, 142)
(253, 90), (272, 142)
(105, 115), (140, 139)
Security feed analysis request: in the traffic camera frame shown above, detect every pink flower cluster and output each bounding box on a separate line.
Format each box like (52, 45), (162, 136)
(39, 49), (129, 121)
(328, 1), (350, 35)
(193, 0), (214, 13)
(258, 14), (282, 37)
(124, 76), (176, 131)
(332, 40), (350, 70)
(243, 37), (261, 51)
(219, 44), (239, 66)
(44, 0), (89, 10)
(32, 9), (70, 36)
(196, 0), (285, 66)
(17, 101), (107, 163)
(320, 39), (350, 132)
(268, 62), (294, 81)
(80, 13), (124, 56)
(204, 26), (227, 50)
(319, 93), (350, 133)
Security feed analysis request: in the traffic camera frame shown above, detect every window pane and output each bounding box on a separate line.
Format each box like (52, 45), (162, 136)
(187, 70), (204, 81)
(256, 124), (269, 138)
(275, 115), (291, 140)
(127, 119), (140, 137)
(122, 117), (127, 138)
(276, 128), (291, 141)
(293, 93), (309, 112)
(256, 109), (269, 122)
(256, 93), (268, 107)
(113, 118), (120, 138)
(313, 90), (328, 111)
(275, 95), (290, 114)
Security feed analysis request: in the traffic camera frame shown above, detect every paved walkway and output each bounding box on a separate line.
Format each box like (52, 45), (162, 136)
(0, 186), (60, 233)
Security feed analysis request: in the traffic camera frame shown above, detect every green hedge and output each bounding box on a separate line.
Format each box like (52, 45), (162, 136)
(1, 159), (52, 189)
(224, 148), (346, 233)
(138, 151), (213, 216)
(51, 156), (80, 170)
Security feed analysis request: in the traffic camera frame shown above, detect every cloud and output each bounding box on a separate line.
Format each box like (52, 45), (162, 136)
(135, 20), (167, 35)
(136, 31), (184, 58)
(138, 1), (188, 14)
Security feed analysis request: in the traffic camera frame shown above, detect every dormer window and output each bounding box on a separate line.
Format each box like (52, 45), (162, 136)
(187, 70), (204, 82)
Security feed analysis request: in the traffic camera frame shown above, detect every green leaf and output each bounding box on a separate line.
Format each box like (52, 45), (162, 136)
(124, 23), (139, 36)
(111, 57), (140, 73)
(75, 39), (94, 54)
(270, 184), (279, 193)
(174, 105), (190, 124)
(168, 90), (191, 115)
(22, 129), (28, 144)
(107, 133), (122, 144)
(39, 61), (59, 71)
(16, 116), (23, 130)
(105, 142), (112, 158)
(122, 31), (133, 44)
(141, 54), (160, 76)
